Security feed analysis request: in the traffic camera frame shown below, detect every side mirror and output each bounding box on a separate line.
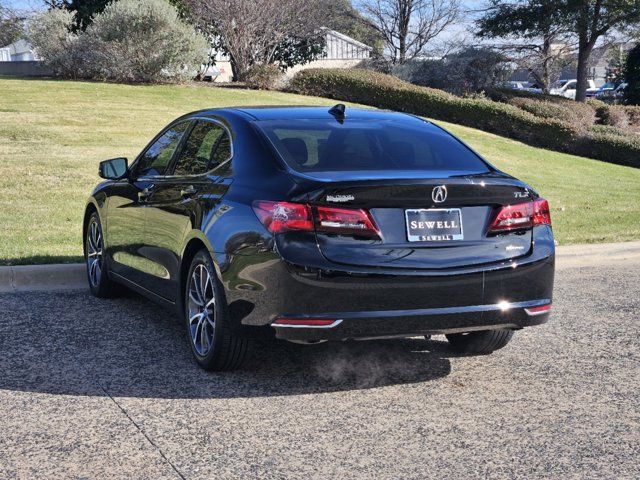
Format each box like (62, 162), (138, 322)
(99, 157), (128, 180)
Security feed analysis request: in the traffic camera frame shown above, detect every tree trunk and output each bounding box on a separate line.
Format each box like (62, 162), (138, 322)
(575, 40), (595, 102)
(397, 0), (410, 64)
(541, 36), (551, 94)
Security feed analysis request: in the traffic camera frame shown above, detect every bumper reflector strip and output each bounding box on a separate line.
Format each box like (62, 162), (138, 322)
(524, 304), (552, 316)
(272, 318), (343, 329)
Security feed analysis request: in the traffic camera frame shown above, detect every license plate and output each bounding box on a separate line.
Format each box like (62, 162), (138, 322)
(405, 208), (463, 242)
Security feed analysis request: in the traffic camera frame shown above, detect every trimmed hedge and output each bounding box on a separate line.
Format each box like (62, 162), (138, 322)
(507, 97), (596, 131)
(289, 68), (640, 168)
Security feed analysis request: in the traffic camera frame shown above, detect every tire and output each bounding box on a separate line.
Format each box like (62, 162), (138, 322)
(85, 212), (121, 298)
(184, 249), (249, 371)
(445, 330), (514, 355)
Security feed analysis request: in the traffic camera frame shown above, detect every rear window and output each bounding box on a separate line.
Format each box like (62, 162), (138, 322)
(256, 118), (490, 175)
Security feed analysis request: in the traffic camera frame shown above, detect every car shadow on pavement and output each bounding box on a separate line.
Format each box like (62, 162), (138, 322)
(0, 290), (454, 399)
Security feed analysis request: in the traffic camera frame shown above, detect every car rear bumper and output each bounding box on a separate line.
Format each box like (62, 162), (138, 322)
(222, 239), (554, 340)
(271, 299), (551, 342)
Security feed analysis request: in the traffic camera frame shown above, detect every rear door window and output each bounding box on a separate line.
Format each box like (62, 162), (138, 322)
(173, 121), (231, 176)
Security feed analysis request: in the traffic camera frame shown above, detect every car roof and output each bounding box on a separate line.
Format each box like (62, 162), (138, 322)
(192, 106), (416, 122)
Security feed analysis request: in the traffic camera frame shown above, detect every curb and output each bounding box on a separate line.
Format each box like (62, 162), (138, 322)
(0, 263), (86, 293)
(1, 241), (640, 294)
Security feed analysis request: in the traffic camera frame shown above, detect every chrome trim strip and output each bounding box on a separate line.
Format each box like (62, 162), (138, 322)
(280, 299), (551, 321)
(272, 319), (344, 329)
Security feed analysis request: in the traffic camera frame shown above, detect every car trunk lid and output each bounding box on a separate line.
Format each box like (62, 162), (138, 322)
(305, 175), (535, 270)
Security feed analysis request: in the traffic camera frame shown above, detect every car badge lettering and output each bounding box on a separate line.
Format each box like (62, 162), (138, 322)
(326, 194), (355, 203)
(432, 186), (447, 203)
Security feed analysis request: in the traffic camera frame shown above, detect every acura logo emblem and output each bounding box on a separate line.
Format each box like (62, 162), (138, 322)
(432, 185), (447, 203)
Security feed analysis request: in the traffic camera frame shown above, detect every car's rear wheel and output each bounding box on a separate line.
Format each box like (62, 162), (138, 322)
(185, 249), (249, 371)
(85, 212), (120, 297)
(445, 330), (513, 355)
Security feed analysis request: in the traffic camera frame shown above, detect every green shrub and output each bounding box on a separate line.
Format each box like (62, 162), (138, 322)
(579, 130), (640, 168)
(289, 68), (639, 168)
(27, 9), (83, 78)
(589, 124), (627, 137)
(596, 104), (629, 129)
(508, 97), (595, 130)
(488, 87), (578, 105)
(589, 101), (640, 131)
(28, 0), (208, 83)
(487, 88), (597, 129)
(243, 64), (283, 90)
(623, 105), (640, 127)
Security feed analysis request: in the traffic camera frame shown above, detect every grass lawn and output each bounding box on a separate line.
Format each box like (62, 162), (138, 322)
(1, 77), (639, 265)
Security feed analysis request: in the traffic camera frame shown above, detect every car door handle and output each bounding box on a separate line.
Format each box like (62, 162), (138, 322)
(180, 185), (198, 198)
(138, 186), (154, 202)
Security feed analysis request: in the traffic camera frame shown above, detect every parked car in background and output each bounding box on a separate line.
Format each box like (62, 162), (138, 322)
(525, 83), (543, 94)
(84, 105), (555, 371)
(595, 82), (627, 103)
(587, 81), (616, 98)
(502, 81), (531, 91)
(549, 79), (597, 99)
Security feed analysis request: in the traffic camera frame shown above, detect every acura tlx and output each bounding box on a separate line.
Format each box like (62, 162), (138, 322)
(84, 104), (554, 370)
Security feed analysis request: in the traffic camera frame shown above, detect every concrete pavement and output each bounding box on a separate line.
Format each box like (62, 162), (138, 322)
(0, 257), (638, 479)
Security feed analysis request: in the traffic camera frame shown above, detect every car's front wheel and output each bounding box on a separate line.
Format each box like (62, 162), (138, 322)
(85, 212), (120, 297)
(185, 249), (249, 371)
(445, 330), (513, 355)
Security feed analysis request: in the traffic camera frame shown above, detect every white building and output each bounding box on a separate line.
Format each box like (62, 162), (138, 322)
(205, 28), (372, 82)
(0, 39), (37, 62)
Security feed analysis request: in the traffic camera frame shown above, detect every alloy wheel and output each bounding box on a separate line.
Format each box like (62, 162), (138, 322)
(86, 218), (103, 287)
(187, 263), (216, 356)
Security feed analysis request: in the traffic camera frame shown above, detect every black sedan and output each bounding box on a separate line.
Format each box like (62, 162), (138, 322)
(85, 105), (554, 371)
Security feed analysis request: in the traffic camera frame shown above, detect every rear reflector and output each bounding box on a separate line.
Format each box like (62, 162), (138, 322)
(314, 206), (380, 237)
(272, 318), (341, 328)
(253, 201), (380, 238)
(525, 304), (552, 316)
(489, 198), (551, 234)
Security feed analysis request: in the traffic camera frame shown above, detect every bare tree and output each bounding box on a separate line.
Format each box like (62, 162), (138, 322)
(185, 0), (323, 81)
(358, 0), (461, 64)
(0, 1), (23, 47)
(515, 43), (574, 93)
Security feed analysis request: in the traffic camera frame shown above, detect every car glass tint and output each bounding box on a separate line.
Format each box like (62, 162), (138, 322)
(212, 130), (232, 165)
(137, 122), (189, 177)
(257, 119), (489, 174)
(174, 121), (225, 176)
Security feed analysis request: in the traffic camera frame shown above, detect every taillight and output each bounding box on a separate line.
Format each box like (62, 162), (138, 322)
(253, 201), (380, 238)
(314, 206), (380, 237)
(252, 201), (313, 233)
(489, 199), (551, 234)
